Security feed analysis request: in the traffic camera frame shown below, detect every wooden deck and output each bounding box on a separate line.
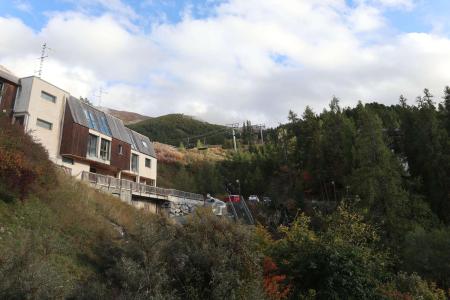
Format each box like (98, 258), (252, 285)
(81, 171), (204, 203)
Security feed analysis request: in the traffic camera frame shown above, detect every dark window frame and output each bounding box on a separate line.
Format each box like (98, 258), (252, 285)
(62, 156), (74, 165)
(36, 118), (53, 130)
(131, 153), (139, 173)
(87, 134), (99, 157)
(41, 91), (56, 103)
(145, 158), (151, 168)
(100, 138), (111, 161)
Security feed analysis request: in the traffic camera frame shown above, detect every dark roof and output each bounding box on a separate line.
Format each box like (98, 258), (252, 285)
(126, 128), (156, 158)
(67, 96), (113, 137)
(67, 96), (155, 157)
(0, 65), (19, 85)
(104, 113), (133, 144)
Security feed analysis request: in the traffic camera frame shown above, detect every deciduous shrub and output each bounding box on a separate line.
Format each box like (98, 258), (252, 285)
(0, 115), (55, 200)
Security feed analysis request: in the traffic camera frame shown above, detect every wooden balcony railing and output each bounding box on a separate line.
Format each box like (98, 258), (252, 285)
(81, 171), (204, 202)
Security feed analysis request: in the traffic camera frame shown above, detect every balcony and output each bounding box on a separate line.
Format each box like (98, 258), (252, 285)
(80, 171), (204, 202)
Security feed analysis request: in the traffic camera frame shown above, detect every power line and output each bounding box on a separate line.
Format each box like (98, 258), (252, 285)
(161, 123), (242, 146)
(162, 127), (231, 144)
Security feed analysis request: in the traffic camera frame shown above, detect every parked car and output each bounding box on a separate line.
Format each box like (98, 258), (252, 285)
(248, 195), (260, 202)
(205, 195), (227, 216)
(224, 195), (241, 203)
(263, 196), (272, 203)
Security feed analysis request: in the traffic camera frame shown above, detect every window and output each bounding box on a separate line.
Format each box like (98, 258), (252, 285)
(62, 156), (74, 165)
(36, 118), (52, 130)
(100, 138), (111, 161)
(41, 91), (56, 103)
(83, 109), (99, 131)
(129, 133), (137, 150)
(118, 144), (123, 155)
(0, 82), (3, 100)
(87, 134), (98, 157)
(99, 115), (112, 136)
(131, 154), (139, 173)
(145, 158), (151, 168)
(142, 140), (148, 148)
(14, 115), (25, 126)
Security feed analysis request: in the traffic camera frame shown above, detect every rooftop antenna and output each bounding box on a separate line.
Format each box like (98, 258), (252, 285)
(96, 87), (108, 107)
(37, 42), (51, 78)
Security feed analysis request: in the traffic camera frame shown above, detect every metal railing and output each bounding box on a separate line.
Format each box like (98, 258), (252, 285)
(81, 171), (204, 202)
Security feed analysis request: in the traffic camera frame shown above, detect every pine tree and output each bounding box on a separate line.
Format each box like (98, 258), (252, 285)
(350, 104), (415, 241)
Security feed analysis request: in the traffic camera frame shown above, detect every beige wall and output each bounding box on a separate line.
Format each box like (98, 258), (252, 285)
(55, 157), (90, 178)
(130, 149), (157, 185)
(14, 77), (68, 162)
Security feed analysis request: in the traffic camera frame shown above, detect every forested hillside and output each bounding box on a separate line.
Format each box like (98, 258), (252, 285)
(128, 113), (230, 147)
(153, 88), (450, 298)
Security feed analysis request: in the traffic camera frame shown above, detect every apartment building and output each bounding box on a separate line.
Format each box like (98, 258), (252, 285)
(1, 66), (157, 186)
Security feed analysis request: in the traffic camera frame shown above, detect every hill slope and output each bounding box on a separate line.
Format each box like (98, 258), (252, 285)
(0, 114), (263, 299)
(99, 107), (150, 124)
(128, 113), (231, 146)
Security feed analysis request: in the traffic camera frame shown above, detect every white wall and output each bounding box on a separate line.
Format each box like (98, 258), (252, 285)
(14, 77), (68, 162)
(130, 149), (157, 185)
(55, 157), (90, 178)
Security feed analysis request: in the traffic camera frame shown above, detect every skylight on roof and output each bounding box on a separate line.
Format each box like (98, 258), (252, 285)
(99, 115), (112, 136)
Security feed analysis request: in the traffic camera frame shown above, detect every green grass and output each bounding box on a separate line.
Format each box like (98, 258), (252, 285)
(0, 175), (151, 298)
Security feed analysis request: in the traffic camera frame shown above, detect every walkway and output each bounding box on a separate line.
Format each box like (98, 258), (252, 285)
(81, 171), (204, 203)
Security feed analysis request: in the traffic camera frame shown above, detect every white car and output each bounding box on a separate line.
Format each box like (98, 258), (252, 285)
(263, 196), (272, 203)
(205, 195), (227, 216)
(248, 195), (260, 202)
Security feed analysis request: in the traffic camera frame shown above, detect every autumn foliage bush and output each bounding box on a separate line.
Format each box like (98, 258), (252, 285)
(263, 257), (291, 300)
(0, 115), (55, 200)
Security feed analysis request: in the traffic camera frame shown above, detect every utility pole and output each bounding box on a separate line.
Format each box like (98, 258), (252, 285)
(232, 128), (237, 151)
(254, 124), (265, 144)
(260, 126), (264, 144)
(37, 43), (50, 78)
(227, 123), (239, 152)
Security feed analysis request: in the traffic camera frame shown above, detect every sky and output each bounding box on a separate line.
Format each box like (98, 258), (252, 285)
(1, 0), (450, 126)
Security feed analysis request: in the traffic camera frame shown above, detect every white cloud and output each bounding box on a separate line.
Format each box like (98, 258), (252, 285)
(348, 5), (384, 32)
(0, 0), (449, 126)
(14, 0), (32, 13)
(376, 0), (415, 10)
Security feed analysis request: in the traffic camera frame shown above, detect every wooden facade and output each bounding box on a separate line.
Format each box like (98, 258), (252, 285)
(60, 103), (89, 157)
(111, 138), (131, 171)
(61, 102), (133, 173)
(0, 80), (18, 117)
